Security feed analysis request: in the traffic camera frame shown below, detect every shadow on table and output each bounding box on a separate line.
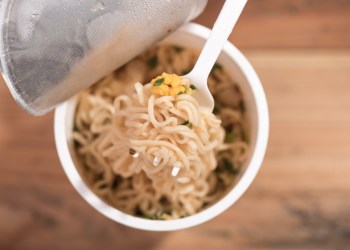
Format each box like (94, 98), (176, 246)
(116, 225), (170, 250)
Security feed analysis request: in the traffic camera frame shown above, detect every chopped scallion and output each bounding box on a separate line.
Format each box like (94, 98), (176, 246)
(147, 55), (158, 68)
(173, 45), (185, 53)
(224, 130), (235, 143)
(181, 120), (189, 126)
(223, 158), (239, 174)
(212, 63), (222, 71)
(182, 69), (191, 75)
(153, 78), (164, 86)
(181, 120), (192, 128)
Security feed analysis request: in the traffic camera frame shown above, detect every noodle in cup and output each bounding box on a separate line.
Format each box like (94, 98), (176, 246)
(54, 23), (269, 231)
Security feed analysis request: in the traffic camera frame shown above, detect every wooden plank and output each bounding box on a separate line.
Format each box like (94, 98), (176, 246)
(1, 50), (350, 249)
(195, 0), (350, 48)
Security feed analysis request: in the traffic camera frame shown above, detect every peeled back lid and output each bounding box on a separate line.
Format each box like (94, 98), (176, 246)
(0, 0), (207, 115)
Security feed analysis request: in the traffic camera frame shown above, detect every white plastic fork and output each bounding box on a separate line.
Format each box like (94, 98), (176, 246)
(184, 0), (248, 112)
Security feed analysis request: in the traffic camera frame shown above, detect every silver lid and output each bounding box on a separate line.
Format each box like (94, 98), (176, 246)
(0, 0), (207, 115)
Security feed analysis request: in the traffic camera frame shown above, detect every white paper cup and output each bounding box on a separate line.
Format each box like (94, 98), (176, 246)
(54, 23), (269, 231)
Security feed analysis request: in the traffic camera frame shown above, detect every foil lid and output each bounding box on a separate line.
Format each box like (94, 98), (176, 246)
(0, 0), (207, 115)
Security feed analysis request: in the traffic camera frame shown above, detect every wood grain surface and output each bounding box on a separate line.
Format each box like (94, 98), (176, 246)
(1, 50), (350, 250)
(195, 0), (350, 48)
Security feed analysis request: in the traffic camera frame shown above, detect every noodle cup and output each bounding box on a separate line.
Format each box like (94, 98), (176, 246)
(54, 23), (269, 231)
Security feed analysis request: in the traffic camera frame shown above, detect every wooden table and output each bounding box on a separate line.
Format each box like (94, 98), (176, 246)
(1, 49), (349, 250)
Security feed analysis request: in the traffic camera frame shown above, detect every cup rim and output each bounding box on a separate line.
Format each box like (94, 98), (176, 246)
(54, 22), (269, 231)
